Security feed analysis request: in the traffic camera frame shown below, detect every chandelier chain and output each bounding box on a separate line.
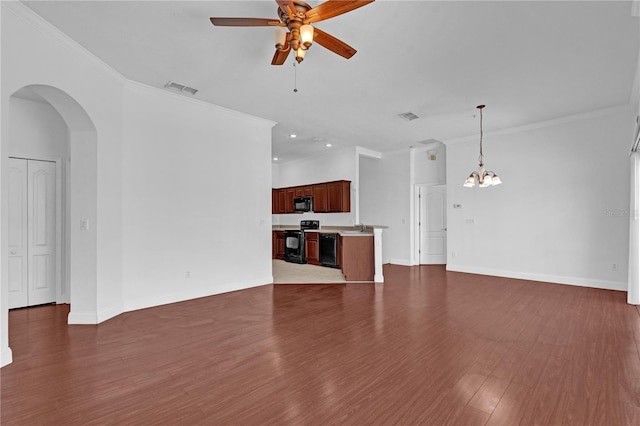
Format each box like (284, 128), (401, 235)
(478, 106), (484, 166)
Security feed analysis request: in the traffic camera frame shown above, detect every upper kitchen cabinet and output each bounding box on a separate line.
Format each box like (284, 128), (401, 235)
(272, 189), (278, 214)
(312, 184), (328, 212)
(295, 186), (313, 197)
(327, 180), (350, 213)
(277, 187), (296, 214)
(274, 180), (350, 214)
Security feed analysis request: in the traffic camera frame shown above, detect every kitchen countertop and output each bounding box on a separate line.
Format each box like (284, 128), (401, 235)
(272, 225), (386, 237)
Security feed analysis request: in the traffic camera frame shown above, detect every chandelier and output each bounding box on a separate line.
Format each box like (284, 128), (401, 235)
(463, 105), (502, 187)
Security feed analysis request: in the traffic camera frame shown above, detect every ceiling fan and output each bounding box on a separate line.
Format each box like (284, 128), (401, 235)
(210, 0), (374, 65)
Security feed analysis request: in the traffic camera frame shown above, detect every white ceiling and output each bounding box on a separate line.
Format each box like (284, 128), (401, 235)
(21, 1), (639, 163)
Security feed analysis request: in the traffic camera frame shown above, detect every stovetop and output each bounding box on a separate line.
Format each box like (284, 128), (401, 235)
(300, 220), (320, 230)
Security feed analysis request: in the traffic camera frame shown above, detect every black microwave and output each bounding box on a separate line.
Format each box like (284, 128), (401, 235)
(293, 196), (313, 212)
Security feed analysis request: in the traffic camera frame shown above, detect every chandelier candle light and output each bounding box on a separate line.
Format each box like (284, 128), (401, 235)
(463, 105), (502, 188)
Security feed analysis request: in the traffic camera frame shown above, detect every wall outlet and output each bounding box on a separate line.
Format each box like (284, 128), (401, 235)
(185, 271), (191, 278)
(451, 251), (457, 258)
(611, 263), (619, 271)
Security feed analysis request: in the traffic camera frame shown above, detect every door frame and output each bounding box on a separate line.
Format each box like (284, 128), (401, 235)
(8, 154), (65, 305)
(414, 183), (447, 265)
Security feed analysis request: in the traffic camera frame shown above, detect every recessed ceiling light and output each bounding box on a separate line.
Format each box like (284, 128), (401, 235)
(273, 157), (278, 161)
(325, 143), (332, 147)
(290, 134), (297, 138)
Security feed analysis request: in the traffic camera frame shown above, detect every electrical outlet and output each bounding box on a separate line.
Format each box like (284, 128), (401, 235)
(185, 271), (191, 278)
(451, 251), (457, 258)
(611, 263), (619, 271)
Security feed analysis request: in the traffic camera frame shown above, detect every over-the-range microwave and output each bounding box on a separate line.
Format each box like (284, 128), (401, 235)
(293, 196), (313, 212)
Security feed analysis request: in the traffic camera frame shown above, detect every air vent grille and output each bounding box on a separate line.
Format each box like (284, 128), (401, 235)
(398, 112), (419, 121)
(164, 81), (198, 95)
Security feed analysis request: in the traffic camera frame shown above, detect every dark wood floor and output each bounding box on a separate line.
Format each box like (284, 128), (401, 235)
(2, 265), (640, 425)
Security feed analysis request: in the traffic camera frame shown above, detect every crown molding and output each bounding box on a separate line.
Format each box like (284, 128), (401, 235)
(444, 103), (634, 145)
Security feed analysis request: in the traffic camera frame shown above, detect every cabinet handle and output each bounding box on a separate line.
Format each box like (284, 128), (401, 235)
(10, 250), (17, 255)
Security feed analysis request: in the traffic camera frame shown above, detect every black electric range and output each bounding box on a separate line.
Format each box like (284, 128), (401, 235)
(284, 220), (320, 263)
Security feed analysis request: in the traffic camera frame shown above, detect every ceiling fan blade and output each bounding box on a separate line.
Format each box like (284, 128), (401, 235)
(276, 0), (297, 17)
(210, 17), (284, 27)
(305, 0), (374, 24)
(312, 27), (357, 59)
(272, 47), (291, 65)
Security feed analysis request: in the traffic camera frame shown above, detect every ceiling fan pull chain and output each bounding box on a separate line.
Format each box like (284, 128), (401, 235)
(293, 61), (298, 93)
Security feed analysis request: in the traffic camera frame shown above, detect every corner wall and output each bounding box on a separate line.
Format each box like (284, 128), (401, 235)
(1, 2), (275, 367)
(446, 106), (634, 290)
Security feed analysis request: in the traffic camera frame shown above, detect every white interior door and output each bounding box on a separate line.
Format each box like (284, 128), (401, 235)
(419, 185), (447, 264)
(8, 158), (57, 308)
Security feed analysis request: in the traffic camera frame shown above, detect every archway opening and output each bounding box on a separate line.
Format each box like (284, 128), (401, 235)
(4, 84), (98, 331)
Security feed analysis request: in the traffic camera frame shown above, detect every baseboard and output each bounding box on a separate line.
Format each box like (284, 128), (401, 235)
(97, 305), (123, 323)
(67, 311), (98, 324)
(1, 346), (13, 368)
(389, 258), (412, 266)
(446, 264), (627, 292)
(122, 277), (272, 313)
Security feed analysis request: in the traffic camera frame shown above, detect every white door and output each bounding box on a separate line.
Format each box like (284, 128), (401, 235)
(8, 158), (57, 308)
(419, 185), (447, 264)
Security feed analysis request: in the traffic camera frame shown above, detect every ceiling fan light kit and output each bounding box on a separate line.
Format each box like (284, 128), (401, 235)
(463, 105), (502, 188)
(211, 0), (374, 65)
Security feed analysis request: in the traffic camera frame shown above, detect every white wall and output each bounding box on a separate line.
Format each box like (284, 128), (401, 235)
(121, 82), (273, 311)
(414, 142), (446, 185)
(359, 149), (412, 264)
(446, 106), (634, 290)
(1, 2), (275, 367)
(8, 97), (68, 158)
(274, 146), (357, 226)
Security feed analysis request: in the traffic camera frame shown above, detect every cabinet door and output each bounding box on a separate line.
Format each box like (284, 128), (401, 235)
(272, 189), (278, 214)
(313, 184), (327, 212)
(305, 233), (319, 265)
(303, 186), (313, 196)
(294, 187), (304, 197)
(327, 181), (350, 212)
(275, 231), (285, 259)
(278, 189), (287, 214)
(285, 188), (296, 213)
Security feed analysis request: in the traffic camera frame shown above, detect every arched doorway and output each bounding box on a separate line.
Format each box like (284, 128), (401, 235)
(3, 84), (98, 334)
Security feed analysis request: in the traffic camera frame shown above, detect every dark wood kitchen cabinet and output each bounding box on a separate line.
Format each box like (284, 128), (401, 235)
(272, 189), (278, 214)
(273, 231), (285, 260)
(294, 186), (313, 197)
(340, 235), (374, 281)
(312, 184), (328, 212)
(273, 180), (350, 214)
(305, 232), (319, 265)
(327, 180), (350, 212)
(277, 188), (295, 214)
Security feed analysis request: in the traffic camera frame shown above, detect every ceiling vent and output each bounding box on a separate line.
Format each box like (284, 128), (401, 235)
(164, 81), (198, 96)
(398, 111), (420, 121)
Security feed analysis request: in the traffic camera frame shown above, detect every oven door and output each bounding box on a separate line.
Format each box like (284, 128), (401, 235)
(284, 230), (306, 263)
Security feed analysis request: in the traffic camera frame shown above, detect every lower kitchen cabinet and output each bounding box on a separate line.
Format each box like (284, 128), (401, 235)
(340, 235), (374, 281)
(273, 231), (285, 260)
(305, 232), (319, 265)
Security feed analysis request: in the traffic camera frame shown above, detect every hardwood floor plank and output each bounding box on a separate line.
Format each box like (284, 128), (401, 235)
(3, 265), (640, 425)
